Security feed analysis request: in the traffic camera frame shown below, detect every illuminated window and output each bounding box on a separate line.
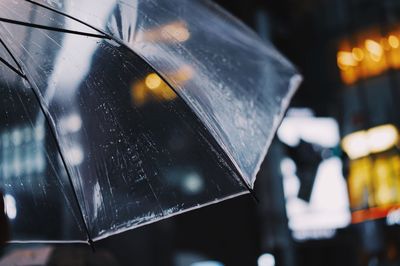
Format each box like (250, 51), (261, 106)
(343, 125), (400, 223)
(0, 125), (46, 179)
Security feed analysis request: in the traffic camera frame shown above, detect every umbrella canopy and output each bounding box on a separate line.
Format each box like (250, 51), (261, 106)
(0, 0), (301, 243)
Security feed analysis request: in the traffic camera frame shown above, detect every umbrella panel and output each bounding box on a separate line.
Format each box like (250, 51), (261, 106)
(0, 22), (247, 241)
(0, 64), (86, 241)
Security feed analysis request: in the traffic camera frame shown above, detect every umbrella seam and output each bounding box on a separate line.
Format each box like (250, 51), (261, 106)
(0, 17), (109, 39)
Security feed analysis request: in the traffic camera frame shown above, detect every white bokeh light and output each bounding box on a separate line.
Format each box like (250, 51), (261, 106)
(258, 253), (275, 266)
(4, 194), (17, 220)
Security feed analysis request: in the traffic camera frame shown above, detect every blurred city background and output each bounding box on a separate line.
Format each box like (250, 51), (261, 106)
(2, 0), (400, 265)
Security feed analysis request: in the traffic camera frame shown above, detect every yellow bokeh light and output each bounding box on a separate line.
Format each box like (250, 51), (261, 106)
(348, 157), (373, 208)
(132, 72), (178, 106)
(342, 124), (399, 160)
(342, 131), (369, 160)
(161, 88), (177, 101)
(145, 73), (163, 90)
(365, 39), (383, 58)
(172, 65), (194, 83)
(140, 21), (190, 43)
(131, 82), (147, 106)
(352, 47), (364, 61)
(337, 51), (358, 69)
(337, 30), (400, 84)
(389, 35), (400, 49)
(162, 22), (190, 43)
(368, 124), (398, 154)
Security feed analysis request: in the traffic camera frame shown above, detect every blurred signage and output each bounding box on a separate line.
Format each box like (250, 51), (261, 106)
(347, 149), (400, 224)
(343, 124), (400, 223)
(278, 109), (351, 240)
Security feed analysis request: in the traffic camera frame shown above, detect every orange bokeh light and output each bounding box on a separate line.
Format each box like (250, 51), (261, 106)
(337, 28), (400, 85)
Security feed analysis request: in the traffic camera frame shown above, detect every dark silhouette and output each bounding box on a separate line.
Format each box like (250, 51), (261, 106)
(0, 192), (9, 247)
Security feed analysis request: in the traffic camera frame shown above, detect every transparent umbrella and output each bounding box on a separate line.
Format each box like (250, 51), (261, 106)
(0, 0), (301, 244)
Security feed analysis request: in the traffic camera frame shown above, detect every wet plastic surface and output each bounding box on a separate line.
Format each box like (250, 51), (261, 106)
(0, 64), (86, 241)
(17, 0), (301, 187)
(0, 0), (300, 242)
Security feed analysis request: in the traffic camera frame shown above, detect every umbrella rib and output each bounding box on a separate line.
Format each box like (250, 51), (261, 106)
(0, 17), (110, 39)
(0, 38), (24, 73)
(0, 56), (26, 78)
(25, 0), (107, 38)
(0, 37), (95, 248)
